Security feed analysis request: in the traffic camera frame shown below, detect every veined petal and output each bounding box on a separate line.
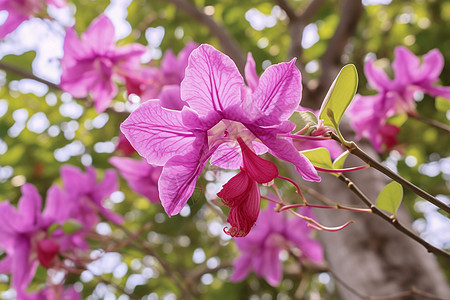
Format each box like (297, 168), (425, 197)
(250, 59), (301, 125)
(121, 100), (196, 166)
(82, 14), (115, 54)
(238, 138), (278, 184)
(245, 52), (259, 92)
(181, 44), (243, 124)
(159, 138), (210, 216)
(248, 125), (320, 182)
(210, 142), (242, 169)
(217, 171), (251, 207)
(225, 178), (260, 237)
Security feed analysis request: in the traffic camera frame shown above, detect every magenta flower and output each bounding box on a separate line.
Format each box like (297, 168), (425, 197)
(59, 165), (123, 231)
(121, 44), (319, 227)
(21, 285), (81, 300)
(231, 202), (323, 286)
(348, 47), (450, 152)
(109, 156), (162, 203)
(0, 184), (70, 294)
(128, 42), (198, 105)
(0, 0), (65, 38)
(60, 14), (147, 112)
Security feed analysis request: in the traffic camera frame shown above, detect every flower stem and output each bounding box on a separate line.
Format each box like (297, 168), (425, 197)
(407, 112), (450, 132)
(331, 132), (450, 215)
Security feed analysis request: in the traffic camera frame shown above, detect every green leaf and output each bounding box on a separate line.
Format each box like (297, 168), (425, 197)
(47, 223), (60, 235)
(332, 150), (350, 170)
(386, 113), (408, 127)
(376, 181), (403, 216)
(318, 64), (358, 129)
(1, 51), (36, 81)
(289, 111), (318, 135)
(62, 219), (83, 234)
(435, 96), (450, 112)
(301, 147), (333, 169)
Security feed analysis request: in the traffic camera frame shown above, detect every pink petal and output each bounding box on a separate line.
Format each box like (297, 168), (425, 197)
(159, 140), (210, 216)
(217, 171), (251, 207)
(159, 85), (187, 110)
(0, 13), (28, 38)
(261, 246), (282, 286)
(238, 138), (278, 184)
(91, 77), (118, 113)
(120, 100), (196, 166)
(209, 142), (242, 169)
(364, 59), (394, 91)
(82, 14), (115, 54)
(109, 157), (162, 203)
(245, 52), (259, 92)
(12, 237), (37, 292)
(250, 59), (302, 126)
(414, 48), (444, 83)
(181, 44), (243, 125)
(18, 184), (42, 230)
(230, 253), (253, 282)
(393, 46), (420, 86)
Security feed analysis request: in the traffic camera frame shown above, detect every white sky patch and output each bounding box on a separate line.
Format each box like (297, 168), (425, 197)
(302, 23), (319, 49)
(145, 26), (165, 48)
(105, 0), (133, 40)
(362, 0), (392, 5)
(245, 8), (277, 31)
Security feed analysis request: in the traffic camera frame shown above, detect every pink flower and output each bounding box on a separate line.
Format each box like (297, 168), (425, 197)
(218, 138), (279, 237)
(59, 165), (123, 232)
(0, 0), (65, 38)
(348, 47), (450, 152)
(60, 14), (147, 112)
(121, 44), (319, 220)
(21, 285), (81, 300)
(231, 202), (323, 286)
(109, 156), (162, 203)
(128, 42), (198, 107)
(0, 184), (70, 294)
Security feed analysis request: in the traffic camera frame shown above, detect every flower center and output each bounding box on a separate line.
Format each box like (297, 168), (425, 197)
(207, 119), (258, 149)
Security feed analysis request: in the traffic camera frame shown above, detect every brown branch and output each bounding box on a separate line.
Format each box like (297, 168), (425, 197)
(408, 112), (450, 132)
(331, 132), (450, 214)
(337, 174), (450, 260)
(0, 61), (60, 90)
(275, 0), (299, 21)
(163, 0), (246, 72)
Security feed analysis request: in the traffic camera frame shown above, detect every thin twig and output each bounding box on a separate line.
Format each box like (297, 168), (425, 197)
(119, 226), (195, 300)
(163, 0), (245, 71)
(331, 132), (450, 215)
(408, 112), (450, 132)
(0, 61), (60, 90)
(337, 174), (450, 260)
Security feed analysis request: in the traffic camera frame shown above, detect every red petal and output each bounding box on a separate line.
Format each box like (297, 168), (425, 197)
(37, 239), (60, 269)
(217, 170), (250, 207)
(238, 138), (278, 184)
(224, 179), (260, 237)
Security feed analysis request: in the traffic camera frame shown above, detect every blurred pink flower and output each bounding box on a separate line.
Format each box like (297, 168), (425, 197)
(60, 14), (147, 112)
(0, 0), (65, 38)
(0, 184), (70, 294)
(21, 285), (81, 300)
(231, 202), (323, 286)
(348, 47), (450, 152)
(127, 42), (198, 107)
(109, 156), (162, 203)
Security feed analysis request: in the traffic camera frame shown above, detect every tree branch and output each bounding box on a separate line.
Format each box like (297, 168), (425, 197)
(0, 61), (60, 90)
(337, 174), (450, 260)
(331, 133), (450, 215)
(163, 0), (246, 72)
